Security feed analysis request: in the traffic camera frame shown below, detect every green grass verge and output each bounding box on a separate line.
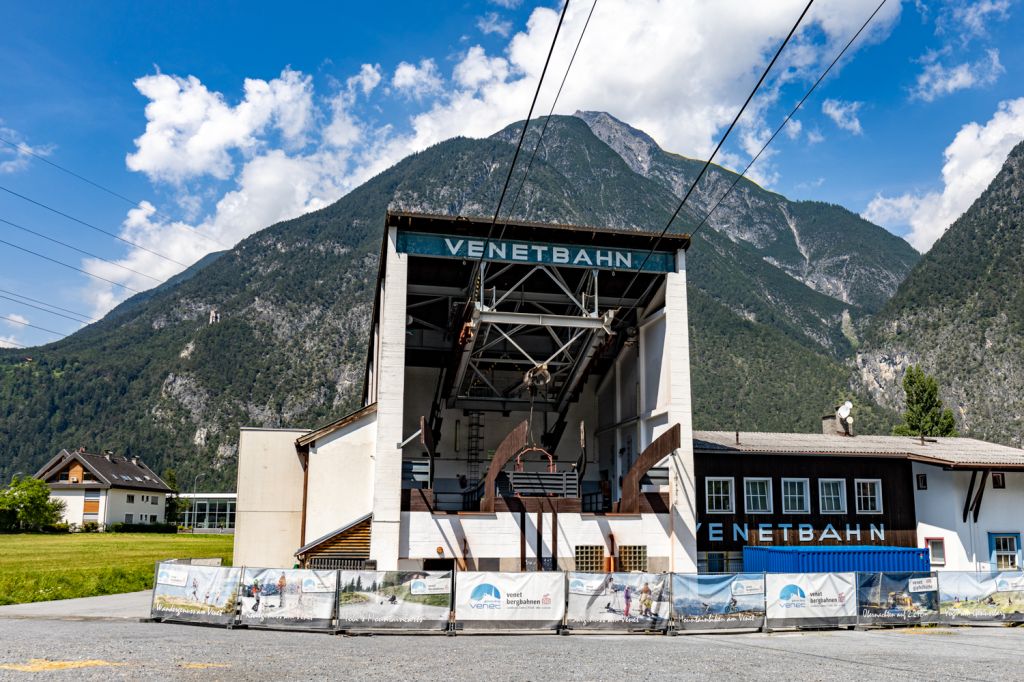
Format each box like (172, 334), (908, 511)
(0, 533), (233, 605)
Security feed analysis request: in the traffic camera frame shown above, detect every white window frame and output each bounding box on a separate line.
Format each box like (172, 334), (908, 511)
(705, 477), (735, 514)
(743, 477), (773, 514)
(818, 478), (847, 514)
(126, 494), (135, 504)
(854, 478), (883, 514)
(781, 478), (810, 514)
(925, 538), (946, 566)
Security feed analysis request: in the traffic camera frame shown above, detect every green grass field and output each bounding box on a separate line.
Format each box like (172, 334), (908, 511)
(0, 533), (233, 605)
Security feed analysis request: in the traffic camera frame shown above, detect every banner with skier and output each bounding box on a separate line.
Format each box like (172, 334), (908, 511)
(566, 572), (670, 631)
(335, 571), (452, 630)
(239, 568), (337, 629)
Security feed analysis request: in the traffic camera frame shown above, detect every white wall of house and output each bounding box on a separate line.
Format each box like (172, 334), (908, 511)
(913, 463), (1024, 571)
(400, 511), (674, 571)
(234, 428), (308, 568)
(104, 489), (165, 524)
(306, 412), (377, 542)
(50, 490), (84, 525)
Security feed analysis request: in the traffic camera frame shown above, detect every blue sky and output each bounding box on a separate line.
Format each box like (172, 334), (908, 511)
(0, 0), (1022, 348)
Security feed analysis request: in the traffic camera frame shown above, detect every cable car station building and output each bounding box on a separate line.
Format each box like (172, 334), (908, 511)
(234, 212), (1024, 574)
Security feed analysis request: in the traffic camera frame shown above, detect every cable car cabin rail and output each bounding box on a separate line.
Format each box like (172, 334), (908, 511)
(509, 470), (579, 498)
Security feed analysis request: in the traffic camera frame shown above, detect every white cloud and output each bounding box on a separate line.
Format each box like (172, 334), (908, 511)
(821, 98), (863, 135)
(946, 0), (1011, 39)
(863, 97), (1024, 252)
(0, 123), (53, 173)
(477, 12), (513, 37)
(489, 0), (521, 8)
(391, 59), (444, 100)
(807, 129), (825, 144)
(911, 48), (1003, 102)
(125, 68), (315, 182)
(4, 313), (29, 327)
(100, 0), (902, 317)
(0, 335), (19, 348)
(784, 118), (803, 140)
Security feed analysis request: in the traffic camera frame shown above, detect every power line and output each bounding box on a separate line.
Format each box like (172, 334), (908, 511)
(0, 314), (67, 338)
(476, 0), (571, 267)
(0, 288), (98, 323)
(0, 339), (28, 350)
(0, 294), (95, 325)
(0, 216), (162, 283)
(0, 184), (190, 268)
(0, 136), (231, 250)
(505, 0), (598, 223)
(690, 0), (889, 240)
(0, 237), (140, 293)
(617, 0), (815, 308)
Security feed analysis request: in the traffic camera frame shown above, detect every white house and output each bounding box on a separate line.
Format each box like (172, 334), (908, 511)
(35, 448), (171, 528)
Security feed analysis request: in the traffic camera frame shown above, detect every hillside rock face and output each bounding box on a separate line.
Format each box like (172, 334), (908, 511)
(575, 111), (920, 313)
(856, 139), (1024, 445)
(0, 115), (910, 488)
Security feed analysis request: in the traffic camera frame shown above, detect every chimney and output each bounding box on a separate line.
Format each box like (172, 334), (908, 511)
(104, 449), (112, 461)
(823, 401), (855, 437)
(131, 456), (139, 466)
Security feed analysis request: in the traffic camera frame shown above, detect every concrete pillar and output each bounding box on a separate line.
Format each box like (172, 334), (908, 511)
(369, 227), (407, 569)
(666, 248), (697, 572)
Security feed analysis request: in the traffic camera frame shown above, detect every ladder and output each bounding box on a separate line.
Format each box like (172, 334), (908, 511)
(467, 411), (483, 483)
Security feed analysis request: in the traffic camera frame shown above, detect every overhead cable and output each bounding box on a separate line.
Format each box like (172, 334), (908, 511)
(0, 237), (140, 293)
(0, 314), (66, 337)
(0, 288), (98, 323)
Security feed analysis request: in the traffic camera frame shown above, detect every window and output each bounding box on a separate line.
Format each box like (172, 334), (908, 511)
(781, 478), (810, 514)
(705, 477), (734, 514)
(141, 495), (148, 503)
(744, 478), (772, 514)
(58, 471), (70, 482)
(925, 538), (946, 566)
(152, 496), (159, 505)
(618, 545), (648, 572)
(819, 479), (847, 514)
(991, 534), (1020, 570)
(574, 545), (605, 573)
(124, 514), (133, 523)
(706, 552), (727, 573)
(126, 494), (135, 504)
(855, 479), (883, 514)
(84, 490), (100, 500)
(916, 473), (928, 490)
(992, 472), (1006, 489)
(150, 515), (158, 523)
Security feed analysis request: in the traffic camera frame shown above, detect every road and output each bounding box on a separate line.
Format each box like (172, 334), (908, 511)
(0, 618), (1019, 680)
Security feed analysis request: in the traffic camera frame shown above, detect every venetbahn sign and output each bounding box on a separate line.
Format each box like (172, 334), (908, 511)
(396, 231), (676, 272)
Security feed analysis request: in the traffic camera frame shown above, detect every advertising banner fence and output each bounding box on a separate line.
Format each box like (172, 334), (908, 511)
(454, 572), (565, 630)
(765, 572), (856, 629)
(150, 562), (242, 625)
(672, 573), (766, 631)
(938, 571), (1024, 623)
(239, 568), (337, 629)
(336, 571), (452, 631)
(566, 572), (670, 631)
(856, 572), (938, 626)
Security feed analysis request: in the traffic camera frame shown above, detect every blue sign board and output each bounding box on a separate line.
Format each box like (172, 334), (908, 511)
(395, 231), (676, 272)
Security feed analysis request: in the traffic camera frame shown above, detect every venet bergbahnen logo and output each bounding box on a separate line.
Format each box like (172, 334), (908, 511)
(469, 583), (502, 609)
(779, 584), (807, 609)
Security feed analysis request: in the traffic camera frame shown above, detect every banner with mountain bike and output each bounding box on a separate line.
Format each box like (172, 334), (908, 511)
(238, 568), (337, 629)
(150, 562), (242, 625)
(566, 572), (670, 631)
(671, 573), (765, 630)
(335, 571), (452, 630)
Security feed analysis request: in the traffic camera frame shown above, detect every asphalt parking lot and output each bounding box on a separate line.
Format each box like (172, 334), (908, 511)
(0, 619), (1020, 681)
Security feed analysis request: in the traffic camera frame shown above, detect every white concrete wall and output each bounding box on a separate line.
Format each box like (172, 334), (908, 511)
(234, 428), (308, 568)
(306, 412), (377, 542)
(50, 490), (84, 525)
(913, 463), (1024, 571)
(400, 511), (673, 571)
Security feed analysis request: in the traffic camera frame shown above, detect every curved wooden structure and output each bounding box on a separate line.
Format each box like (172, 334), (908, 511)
(480, 420), (530, 513)
(616, 423), (681, 514)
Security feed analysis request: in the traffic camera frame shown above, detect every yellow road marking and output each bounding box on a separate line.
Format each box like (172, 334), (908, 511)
(180, 663), (232, 669)
(0, 659), (124, 672)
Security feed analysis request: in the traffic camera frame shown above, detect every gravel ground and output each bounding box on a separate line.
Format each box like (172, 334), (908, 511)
(0, 620), (1021, 681)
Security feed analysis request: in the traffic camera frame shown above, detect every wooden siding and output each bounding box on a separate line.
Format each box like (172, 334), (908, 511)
(696, 453), (917, 552)
(303, 518), (371, 560)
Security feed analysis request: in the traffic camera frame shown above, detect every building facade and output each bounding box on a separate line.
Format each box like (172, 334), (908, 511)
(177, 492), (237, 531)
(234, 212), (1024, 573)
(35, 449), (171, 528)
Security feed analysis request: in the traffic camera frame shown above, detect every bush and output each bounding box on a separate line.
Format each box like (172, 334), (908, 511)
(107, 522), (177, 534)
(41, 523), (71, 534)
(81, 521), (100, 532)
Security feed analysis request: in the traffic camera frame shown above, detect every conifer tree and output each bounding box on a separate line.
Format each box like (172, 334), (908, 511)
(892, 365), (958, 437)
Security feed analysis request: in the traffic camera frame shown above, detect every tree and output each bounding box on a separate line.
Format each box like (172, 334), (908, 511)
(163, 468), (182, 525)
(892, 365), (958, 437)
(0, 476), (66, 531)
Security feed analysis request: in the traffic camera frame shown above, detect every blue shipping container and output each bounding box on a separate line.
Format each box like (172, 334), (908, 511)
(742, 546), (930, 573)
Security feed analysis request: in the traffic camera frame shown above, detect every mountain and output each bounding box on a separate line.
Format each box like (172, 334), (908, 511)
(855, 139), (1024, 445)
(0, 114), (909, 488)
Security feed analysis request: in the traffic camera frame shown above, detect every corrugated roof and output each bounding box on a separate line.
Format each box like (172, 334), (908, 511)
(693, 431), (1024, 469)
(36, 449), (172, 491)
